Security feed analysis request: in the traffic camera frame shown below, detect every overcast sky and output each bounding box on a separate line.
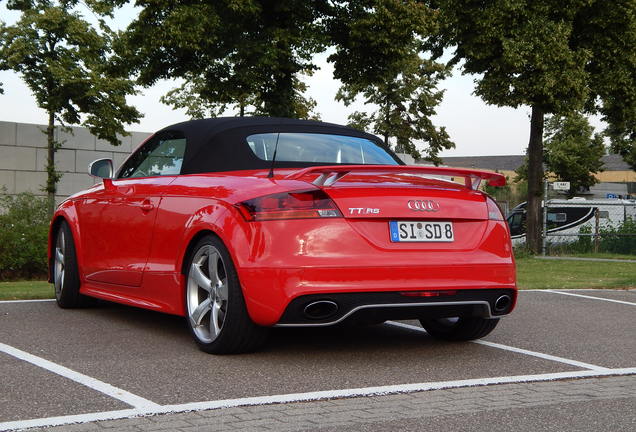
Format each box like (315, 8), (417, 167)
(0, 4), (602, 157)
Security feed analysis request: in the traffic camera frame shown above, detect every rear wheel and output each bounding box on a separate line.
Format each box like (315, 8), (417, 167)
(53, 221), (84, 308)
(185, 235), (268, 354)
(419, 316), (499, 341)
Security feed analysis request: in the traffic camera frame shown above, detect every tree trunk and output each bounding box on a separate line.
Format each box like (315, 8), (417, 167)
(45, 111), (57, 218)
(526, 105), (545, 254)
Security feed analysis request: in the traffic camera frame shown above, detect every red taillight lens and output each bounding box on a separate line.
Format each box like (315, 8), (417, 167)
(237, 189), (342, 221)
(486, 197), (504, 221)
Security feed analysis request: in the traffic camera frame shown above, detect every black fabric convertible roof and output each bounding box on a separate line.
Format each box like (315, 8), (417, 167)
(156, 117), (402, 174)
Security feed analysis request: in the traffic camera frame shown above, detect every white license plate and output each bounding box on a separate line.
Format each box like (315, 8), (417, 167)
(389, 221), (454, 242)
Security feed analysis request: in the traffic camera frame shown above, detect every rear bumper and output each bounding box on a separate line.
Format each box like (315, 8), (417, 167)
(238, 264), (516, 326)
(228, 218), (516, 326)
(275, 288), (517, 327)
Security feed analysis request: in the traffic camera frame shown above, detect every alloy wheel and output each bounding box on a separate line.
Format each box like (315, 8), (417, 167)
(54, 229), (65, 297)
(187, 245), (229, 343)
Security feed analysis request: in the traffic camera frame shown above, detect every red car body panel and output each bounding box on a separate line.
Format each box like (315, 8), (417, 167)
(48, 118), (516, 337)
(49, 167), (516, 325)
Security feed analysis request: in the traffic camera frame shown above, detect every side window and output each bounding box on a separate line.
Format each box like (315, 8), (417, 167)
(119, 133), (186, 179)
(507, 212), (525, 236)
(547, 212), (567, 223)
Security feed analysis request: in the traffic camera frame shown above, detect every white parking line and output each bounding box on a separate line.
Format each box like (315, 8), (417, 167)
(0, 299), (55, 304)
(1, 367), (635, 431)
(385, 321), (610, 371)
(542, 290), (636, 306)
(473, 340), (610, 371)
(0, 343), (159, 410)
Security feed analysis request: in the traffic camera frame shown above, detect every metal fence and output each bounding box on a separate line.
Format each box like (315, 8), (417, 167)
(542, 200), (636, 256)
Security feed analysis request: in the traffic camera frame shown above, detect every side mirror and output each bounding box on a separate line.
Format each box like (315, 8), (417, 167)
(88, 158), (113, 179)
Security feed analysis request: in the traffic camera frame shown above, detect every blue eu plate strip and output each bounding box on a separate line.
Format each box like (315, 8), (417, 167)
(389, 221), (400, 242)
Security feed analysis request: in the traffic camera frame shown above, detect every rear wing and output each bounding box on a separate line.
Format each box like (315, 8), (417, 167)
(285, 165), (506, 190)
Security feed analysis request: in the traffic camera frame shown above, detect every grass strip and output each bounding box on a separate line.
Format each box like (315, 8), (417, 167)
(546, 252), (636, 261)
(0, 280), (53, 300)
(516, 257), (636, 290)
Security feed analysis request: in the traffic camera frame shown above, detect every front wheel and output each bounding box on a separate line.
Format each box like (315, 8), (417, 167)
(53, 221), (84, 308)
(185, 235), (268, 354)
(419, 316), (499, 341)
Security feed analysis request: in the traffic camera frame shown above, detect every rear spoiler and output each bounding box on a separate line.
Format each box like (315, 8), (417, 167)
(285, 165), (506, 190)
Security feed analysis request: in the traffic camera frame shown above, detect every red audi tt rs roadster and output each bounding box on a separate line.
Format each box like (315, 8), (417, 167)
(49, 117), (516, 354)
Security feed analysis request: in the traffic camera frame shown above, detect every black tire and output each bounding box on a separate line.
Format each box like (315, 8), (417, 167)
(184, 234), (268, 354)
(419, 316), (499, 341)
(53, 221), (84, 308)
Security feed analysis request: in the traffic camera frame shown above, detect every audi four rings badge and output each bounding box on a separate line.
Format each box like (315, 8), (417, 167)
(407, 200), (440, 212)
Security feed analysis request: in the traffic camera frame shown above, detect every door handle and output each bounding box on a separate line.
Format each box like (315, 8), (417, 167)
(141, 199), (154, 212)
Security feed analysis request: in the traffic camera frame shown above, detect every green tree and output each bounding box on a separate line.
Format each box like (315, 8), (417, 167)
(160, 71), (319, 120)
(515, 113), (605, 198)
(544, 113), (605, 198)
(575, 1), (636, 172)
(432, 0), (636, 253)
(0, 0), (141, 215)
(114, 0), (326, 119)
(329, 0), (453, 163)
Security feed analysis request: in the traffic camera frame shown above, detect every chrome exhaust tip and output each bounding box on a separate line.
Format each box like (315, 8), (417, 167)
(304, 300), (339, 320)
(494, 295), (512, 312)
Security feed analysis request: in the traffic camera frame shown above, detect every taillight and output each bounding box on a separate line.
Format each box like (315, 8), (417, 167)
(237, 189), (342, 221)
(486, 197), (504, 221)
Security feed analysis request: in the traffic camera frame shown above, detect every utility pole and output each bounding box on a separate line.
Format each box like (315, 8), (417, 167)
(542, 166), (548, 256)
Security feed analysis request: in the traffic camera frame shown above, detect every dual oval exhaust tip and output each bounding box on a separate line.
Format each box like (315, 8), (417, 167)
(304, 300), (339, 320)
(494, 295), (512, 313)
(304, 295), (511, 320)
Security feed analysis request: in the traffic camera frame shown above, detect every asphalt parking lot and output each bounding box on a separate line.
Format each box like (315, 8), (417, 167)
(1, 289), (635, 431)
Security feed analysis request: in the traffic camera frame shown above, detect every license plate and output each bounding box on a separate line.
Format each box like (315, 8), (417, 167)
(389, 221), (454, 242)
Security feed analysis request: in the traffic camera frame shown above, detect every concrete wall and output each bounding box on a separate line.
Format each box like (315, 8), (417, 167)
(0, 121), (150, 202)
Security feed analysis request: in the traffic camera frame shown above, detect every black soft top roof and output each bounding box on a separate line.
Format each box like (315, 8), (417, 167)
(156, 117), (402, 174)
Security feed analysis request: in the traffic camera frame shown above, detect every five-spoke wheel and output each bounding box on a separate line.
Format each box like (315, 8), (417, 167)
(187, 245), (229, 343)
(53, 221), (82, 308)
(184, 235), (268, 354)
(53, 228), (66, 299)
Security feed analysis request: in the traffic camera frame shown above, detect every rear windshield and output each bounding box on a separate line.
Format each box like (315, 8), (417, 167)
(246, 133), (398, 165)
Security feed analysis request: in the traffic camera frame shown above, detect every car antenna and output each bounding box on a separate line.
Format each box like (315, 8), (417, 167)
(267, 131), (281, 179)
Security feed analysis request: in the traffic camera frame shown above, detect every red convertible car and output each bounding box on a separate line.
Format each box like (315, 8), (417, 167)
(49, 117), (516, 354)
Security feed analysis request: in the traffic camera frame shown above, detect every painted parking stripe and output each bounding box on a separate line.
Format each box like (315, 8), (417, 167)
(0, 299), (55, 304)
(0, 343), (159, 410)
(1, 368), (635, 431)
(385, 321), (610, 371)
(472, 340), (610, 371)
(542, 290), (636, 306)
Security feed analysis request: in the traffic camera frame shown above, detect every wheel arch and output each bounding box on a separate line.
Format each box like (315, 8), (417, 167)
(48, 206), (82, 283)
(48, 216), (66, 282)
(180, 229), (220, 277)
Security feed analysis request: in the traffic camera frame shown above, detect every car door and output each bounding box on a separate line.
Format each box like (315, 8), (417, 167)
(78, 131), (186, 287)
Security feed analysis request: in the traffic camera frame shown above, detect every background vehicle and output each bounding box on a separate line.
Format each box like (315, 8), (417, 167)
(507, 198), (636, 246)
(48, 117), (516, 354)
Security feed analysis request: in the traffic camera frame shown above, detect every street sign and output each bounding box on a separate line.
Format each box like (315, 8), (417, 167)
(552, 182), (570, 191)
